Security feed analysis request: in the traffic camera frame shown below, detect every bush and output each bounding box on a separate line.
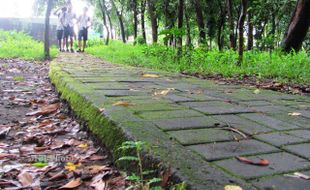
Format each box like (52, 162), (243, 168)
(86, 40), (310, 84)
(0, 30), (57, 60)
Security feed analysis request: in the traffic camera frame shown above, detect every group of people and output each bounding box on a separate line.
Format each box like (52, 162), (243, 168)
(54, 0), (91, 53)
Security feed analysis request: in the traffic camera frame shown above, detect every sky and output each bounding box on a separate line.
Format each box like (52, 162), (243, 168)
(0, 0), (93, 18)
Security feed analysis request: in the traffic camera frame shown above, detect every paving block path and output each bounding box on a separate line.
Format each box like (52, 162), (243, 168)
(50, 53), (310, 190)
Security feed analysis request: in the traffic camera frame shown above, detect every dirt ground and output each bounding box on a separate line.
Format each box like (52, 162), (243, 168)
(0, 59), (126, 189)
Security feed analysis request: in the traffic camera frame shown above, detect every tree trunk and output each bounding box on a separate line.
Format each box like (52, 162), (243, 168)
(282, 0), (310, 52)
(217, 2), (226, 51)
(133, 0), (138, 41)
(185, 10), (191, 47)
(176, 0), (184, 55)
(99, 0), (110, 45)
(247, 11), (253, 50)
(107, 11), (114, 39)
(111, 1), (126, 43)
(194, 0), (206, 44)
(44, 0), (53, 60)
(226, 0), (236, 50)
(147, 0), (158, 43)
(141, 0), (147, 43)
(237, 0), (248, 65)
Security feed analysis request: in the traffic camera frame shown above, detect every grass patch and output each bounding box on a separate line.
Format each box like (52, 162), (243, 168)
(86, 40), (310, 84)
(0, 30), (57, 60)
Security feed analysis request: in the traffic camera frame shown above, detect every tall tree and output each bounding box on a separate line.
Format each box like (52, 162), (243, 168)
(99, 0), (110, 45)
(140, 0), (147, 43)
(226, 0), (236, 50)
(44, 0), (53, 60)
(237, 0), (248, 65)
(111, 0), (126, 43)
(282, 0), (310, 52)
(147, 0), (158, 43)
(247, 10), (253, 50)
(132, 0), (138, 41)
(193, 0), (205, 44)
(176, 0), (184, 54)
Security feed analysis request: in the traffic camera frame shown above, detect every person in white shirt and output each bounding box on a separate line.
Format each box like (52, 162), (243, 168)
(63, 5), (76, 53)
(53, 7), (66, 52)
(77, 7), (91, 52)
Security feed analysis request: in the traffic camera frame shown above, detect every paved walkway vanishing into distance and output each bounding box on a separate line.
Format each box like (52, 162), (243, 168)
(50, 53), (310, 190)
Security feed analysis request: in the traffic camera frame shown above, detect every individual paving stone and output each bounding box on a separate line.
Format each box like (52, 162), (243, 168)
(252, 171), (310, 190)
(153, 116), (223, 131)
(287, 129), (310, 139)
(181, 94), (221, 101)
(239, 100), (273, 107)
(128, 103), (185, 112)
(213, 115), (274, 135)
(182, 101), (255, 115)
(251, 105), (292, 114)
(189, 140), (279, 161)
(254, 132), (307, 146)
(239, 113), (300, 131)
(270, 113), (310, 128)
(283, 143), (310, 159)
(138, 110), (205, 120)
(214, 152), (310, 179)
(95, 89), (147, 97)
(168, 128), (243, 145)
(162, 94), (194, 102)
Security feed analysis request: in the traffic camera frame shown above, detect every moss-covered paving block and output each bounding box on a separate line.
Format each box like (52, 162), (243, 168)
(214, 152), (310, 180)
(168, 128), (242, 145)
(138, 109), (204, 120)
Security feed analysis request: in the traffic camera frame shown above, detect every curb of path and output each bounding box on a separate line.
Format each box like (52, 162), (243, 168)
(49, 60), (255, 190)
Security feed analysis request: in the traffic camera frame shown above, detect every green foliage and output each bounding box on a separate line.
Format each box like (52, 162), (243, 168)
(0, 30), (57, 60)
(117, 141), (163, 190)
(87, 40), (310, 84)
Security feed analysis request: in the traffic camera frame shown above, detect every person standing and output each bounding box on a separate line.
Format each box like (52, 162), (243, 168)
(54, 7), (66, 52)
(77, 7), (91, 52)
(63, 5), (76, 52)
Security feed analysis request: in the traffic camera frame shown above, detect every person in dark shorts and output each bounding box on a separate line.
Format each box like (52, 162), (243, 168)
(54, 7), (66, 51)
(63, 4), (76, 52)
(77, 7), (91, 52)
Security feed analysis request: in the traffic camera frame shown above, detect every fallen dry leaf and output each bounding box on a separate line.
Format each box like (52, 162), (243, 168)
(78, 143), (88, 148)
(236, 156), (269, 166)
(58, 178), (81, 189)
(65, 162), (81, 171)
(0, 153), (17, 159)
(90, 179), (105, 190)
(85, 165), (110, 174)
(112, 101), (131, 107)
(142, 73), (160, 78)
(26, 103), (59, 116)
(224, 185), (243, 190)
(285, 172), (310, 180)
(288, 112), (302, 116)
(18, 170), (33, 187)
(153, 88), (174, 96)
(49, 171), (67, 181)
(88, 155), (107, 161)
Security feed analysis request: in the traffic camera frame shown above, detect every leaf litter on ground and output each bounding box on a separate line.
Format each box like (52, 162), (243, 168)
(0, 58), (127, 189)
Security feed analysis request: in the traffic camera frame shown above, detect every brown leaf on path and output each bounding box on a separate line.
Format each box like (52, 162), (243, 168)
(85, 165), (111, 175)
(236, 156), (269, 166)
(288, 112), (302, 116)
(142, 73), (160, 78)
(106, 176), (126, 189)
(49, 171), (67, 181)
(89, 155), (108, 161)
(90, 179), (106, 190)
(159, 167), (172, 187)
(18, 170), (33, 187)
(58, 178), (81, 189)
(26, 103), (60, 116)
(0, 153), (17, 159)
(34, 146), (49, 152)
(224, 185), (243, 190)
(153, 88), (174, 96)
(112, 101), (131, 107)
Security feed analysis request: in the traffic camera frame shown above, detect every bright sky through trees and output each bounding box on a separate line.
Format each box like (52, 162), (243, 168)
(0, 0), (93, 18)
